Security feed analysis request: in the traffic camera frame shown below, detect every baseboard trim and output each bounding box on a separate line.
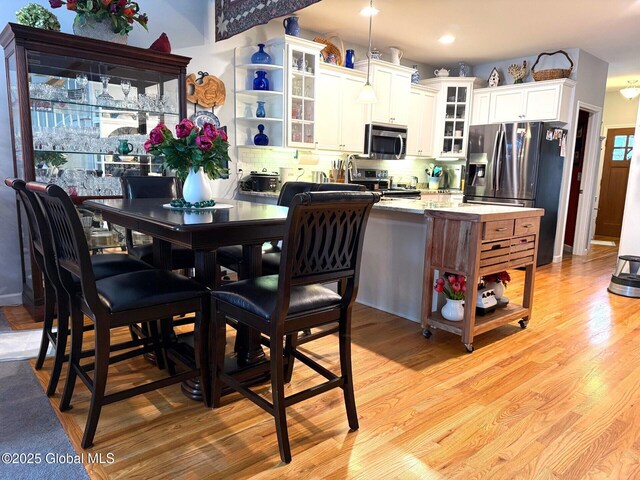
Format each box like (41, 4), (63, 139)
(0, 293), (22, 307)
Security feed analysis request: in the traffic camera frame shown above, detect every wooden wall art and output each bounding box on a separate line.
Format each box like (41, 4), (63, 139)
(186, 71), (226, 108)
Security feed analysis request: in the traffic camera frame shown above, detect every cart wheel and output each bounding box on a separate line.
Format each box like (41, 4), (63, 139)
(519, 319), (528, 329)
(422, 328), (433, 339)
(464, 343), (474, 353)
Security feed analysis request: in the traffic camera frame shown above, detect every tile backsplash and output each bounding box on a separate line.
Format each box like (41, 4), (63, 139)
(236, 147), (459, 183)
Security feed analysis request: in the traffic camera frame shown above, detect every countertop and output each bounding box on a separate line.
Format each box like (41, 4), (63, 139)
(236, 189), (465, 215)
(424, 204), (544, 221)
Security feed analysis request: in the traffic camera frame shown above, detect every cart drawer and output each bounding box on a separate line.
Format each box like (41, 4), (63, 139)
(483, 220), (514, 241)
(514, 217), (539, 236)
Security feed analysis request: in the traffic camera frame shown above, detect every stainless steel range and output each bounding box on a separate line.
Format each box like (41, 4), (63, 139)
(348, 168), (421, 198)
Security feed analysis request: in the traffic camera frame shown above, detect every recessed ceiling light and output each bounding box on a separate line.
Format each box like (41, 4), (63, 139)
(360, 5), (379, 16)
(439, 35), (455, 44)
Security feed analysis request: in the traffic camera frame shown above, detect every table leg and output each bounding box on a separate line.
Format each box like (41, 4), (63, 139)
(235, 244), (267, 366)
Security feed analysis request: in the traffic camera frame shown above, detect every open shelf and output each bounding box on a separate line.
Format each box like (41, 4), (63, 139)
(427, 302), (528, 336)
(236, 117), (283, 123)
(236, 63), (284, 71)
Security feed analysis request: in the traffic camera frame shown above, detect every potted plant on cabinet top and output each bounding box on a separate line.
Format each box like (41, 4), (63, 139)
(48, 0), (148, 44)
(145, 119), (230, 205)
(16, 3), (61, 31)
(434, 274), (467, 322)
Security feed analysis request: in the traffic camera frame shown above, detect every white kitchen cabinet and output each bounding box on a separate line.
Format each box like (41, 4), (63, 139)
(407, 84), (437, 157)
(421, 77), (481, 159)
(471, 79), (576, 125)
(471, 90), (491, 125)
(355, 59), (414, 125)
(316, 64), (366, 152)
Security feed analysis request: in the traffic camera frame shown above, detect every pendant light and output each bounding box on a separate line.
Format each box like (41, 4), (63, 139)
(620, 80), (640, 100)
(357, 0), (378, 104)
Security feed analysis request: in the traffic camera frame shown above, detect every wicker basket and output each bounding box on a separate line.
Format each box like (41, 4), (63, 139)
(313, 34), (345, 66)
(531, 50), (574, 81)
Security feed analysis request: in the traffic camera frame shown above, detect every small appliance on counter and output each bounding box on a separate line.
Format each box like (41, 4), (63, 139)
(240, 169), (279, 192)
(444, 164), (465, 191)
(349, 168), (420, 198)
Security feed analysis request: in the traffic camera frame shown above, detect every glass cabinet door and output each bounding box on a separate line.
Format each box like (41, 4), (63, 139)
(441, 85), (467, 156)
(287, 46), (317, 148)
(27, 51), (181, 197)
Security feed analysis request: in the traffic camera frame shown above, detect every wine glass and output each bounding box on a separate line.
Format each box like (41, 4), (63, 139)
(95, 75), (113, 106)
(75, 74), (88, 103)
(120, 79), (131, 108)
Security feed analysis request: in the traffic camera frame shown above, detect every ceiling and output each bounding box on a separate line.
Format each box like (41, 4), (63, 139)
(296, 0), (640, 91)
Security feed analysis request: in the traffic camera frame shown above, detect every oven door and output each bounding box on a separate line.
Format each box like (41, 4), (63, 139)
(365, 124), (407, 160)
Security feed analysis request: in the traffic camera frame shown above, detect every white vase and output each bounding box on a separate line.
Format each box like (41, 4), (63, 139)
(441, 298), (465, 322)
(183, 167), (212, 204)
(73, 16), (128, 45)
(487, 282), (505, 301)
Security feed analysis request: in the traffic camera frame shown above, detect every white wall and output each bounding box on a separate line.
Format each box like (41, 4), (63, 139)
(618, 102), (640, 256)
(602, 90), (639, 127)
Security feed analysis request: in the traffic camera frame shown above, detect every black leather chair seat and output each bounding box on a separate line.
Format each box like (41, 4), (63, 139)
(211, 275), (341, 320)
(90, 254), (151, 280)
(129, 244), (196, 269)
(96, 270), (208, 313)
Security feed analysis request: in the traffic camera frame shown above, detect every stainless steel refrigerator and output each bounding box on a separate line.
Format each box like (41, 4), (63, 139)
(464, 122), (566, 266)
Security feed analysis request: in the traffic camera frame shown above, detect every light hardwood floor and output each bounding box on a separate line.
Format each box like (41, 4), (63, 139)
(5, 242), (640, 479)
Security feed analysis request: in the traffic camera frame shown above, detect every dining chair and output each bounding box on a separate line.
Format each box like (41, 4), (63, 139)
(120, 176), (195, 270)
(27, 181), (212, 448)
(211, 190), (380, 463)
(5, 178), (151, 396)
(218, 182), (365, 277)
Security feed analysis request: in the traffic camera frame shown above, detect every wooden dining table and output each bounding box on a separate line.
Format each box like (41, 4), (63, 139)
(84, 197), (289, 400)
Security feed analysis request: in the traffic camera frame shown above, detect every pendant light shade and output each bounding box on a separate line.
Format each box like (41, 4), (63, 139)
(358, 0), (378, 104)
(620, 80), (640, 100)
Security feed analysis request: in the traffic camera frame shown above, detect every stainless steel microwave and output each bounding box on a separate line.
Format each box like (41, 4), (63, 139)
(363, 123), (408, 160)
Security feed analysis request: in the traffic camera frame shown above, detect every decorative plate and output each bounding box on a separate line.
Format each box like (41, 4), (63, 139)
(162, 203), (233, 211)
(189, 110), (220, 129)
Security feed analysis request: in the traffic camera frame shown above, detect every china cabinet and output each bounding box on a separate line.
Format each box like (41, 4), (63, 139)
(356, 59), (413, 125)
(471, 78), (576, 125)
(1, 23), (189, 307)
(315, 63), (366, 152)
(406, 84), (437, 157)
(421, 77), (481, 159)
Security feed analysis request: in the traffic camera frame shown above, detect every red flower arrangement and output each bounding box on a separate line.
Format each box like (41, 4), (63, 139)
(49, 0), (148, 35)
(434, 273), (467, 300)
(145, 119), (230, 181)
(482, 271), (511, 288)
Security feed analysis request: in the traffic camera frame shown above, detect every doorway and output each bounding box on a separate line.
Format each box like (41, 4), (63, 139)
(564, 110), (590, 248)
(595, 127), (635, 238)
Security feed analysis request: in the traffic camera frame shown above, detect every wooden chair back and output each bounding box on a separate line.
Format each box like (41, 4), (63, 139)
(26, 182), (100, 309)
(276, 191), (379, 318)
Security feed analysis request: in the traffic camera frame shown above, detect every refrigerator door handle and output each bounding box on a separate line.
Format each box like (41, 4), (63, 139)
(495, 129), (505, 191)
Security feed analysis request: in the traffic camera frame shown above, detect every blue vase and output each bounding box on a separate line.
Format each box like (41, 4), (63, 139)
(345, 49), (355, 69)
(283, 16), (300, 36)
(251, 44), (272, 65)
(256, 101), (266, 118)
(253, 124), (269, 146)
(411, 64), (420, 84)
(253, 70), (269, 91)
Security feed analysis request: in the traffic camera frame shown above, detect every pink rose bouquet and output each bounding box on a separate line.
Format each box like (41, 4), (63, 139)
(145, 119), (230, 181)
(482, 271), (511, 288)
(434, 273), (467, 300)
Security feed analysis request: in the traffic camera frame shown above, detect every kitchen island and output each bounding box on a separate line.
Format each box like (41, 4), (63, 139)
(237, 190), (463, 322)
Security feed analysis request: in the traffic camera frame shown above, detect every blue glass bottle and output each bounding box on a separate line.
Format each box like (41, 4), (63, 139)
(251, 44), (272, 64)
(253, 71), (269, 91)
(345, 49), (355, 69)
(256, 101), (266, 118)
(253, 124), (269, 146)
